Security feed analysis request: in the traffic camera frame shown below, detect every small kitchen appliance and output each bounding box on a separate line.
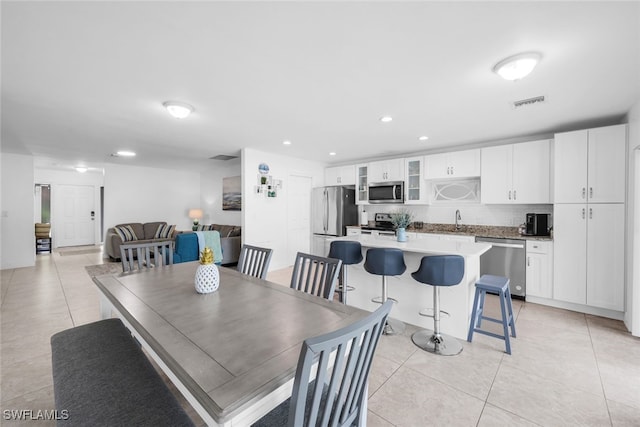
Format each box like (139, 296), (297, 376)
(525, 213), (550, 236)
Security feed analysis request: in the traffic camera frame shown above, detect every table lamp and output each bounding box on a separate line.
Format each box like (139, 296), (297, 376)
(189, 209), (203, 231)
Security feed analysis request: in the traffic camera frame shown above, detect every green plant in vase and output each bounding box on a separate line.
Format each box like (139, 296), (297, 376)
(391, 209), (413, 242)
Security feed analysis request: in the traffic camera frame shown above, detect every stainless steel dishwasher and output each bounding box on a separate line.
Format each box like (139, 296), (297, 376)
(475, 237), (526, 299)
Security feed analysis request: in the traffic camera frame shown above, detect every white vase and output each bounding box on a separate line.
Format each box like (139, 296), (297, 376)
(396, 227), (407, 242)
(195, 263), (220, 294)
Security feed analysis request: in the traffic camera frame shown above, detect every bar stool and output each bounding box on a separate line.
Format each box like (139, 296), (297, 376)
(328, 241), (363, 305)
(467, 275), (516, 354)
(364, 248), (406, 335)
(411, 255), (465, 356)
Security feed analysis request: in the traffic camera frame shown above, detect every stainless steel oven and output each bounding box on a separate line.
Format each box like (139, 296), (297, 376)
(475, 237), (526, 299)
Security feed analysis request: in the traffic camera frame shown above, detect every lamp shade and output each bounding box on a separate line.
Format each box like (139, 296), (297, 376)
(188, 209), (203, 220)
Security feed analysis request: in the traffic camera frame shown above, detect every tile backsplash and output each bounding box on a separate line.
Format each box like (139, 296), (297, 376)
(362, 204), (553, 228)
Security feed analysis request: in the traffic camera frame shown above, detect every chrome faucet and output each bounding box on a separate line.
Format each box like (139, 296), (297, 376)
(455, 209), (462, 230)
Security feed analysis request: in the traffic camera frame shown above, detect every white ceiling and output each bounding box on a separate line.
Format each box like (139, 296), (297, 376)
(2, 1), (639, 173)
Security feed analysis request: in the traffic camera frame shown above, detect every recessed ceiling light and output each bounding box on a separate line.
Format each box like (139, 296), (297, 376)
(329, 152), (336, 156)
(163, 101), (194, 119)
(418, 136), (429, 141)
(116, 150), (136, 157)
(282, 140), (291, 145)
(75, 166), (88, 173)
(380, 116), (393, 123)
(493, 52), (542, 81)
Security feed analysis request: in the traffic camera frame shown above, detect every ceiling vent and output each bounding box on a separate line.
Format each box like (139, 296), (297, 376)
(512, 95), (546, 109)
(210, 154), (238, 161)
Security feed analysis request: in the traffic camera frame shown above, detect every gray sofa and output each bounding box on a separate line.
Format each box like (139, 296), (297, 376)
(104, 221), (241, 265)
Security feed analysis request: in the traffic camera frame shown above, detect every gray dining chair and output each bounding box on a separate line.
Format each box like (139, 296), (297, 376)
(252, 300), (393, 427)
(120, 240), (174, 273)
(290, 252), (342, 301)
(237, 244), (273, 279)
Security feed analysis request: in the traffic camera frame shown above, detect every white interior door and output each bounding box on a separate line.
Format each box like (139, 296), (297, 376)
(287, 175), (312, 263)
(55, 184), (95, 247)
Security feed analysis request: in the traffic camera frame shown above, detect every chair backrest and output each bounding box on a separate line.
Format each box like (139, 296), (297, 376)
(120, 240), (174, 273)
(237, 244), (273, 279)
(288, 300), (393, 426)
(290, 252), (342, 301)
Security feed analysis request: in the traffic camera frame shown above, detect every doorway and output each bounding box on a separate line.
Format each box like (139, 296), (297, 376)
(286, 174), (312, 262)
(53, 184), (96, 247)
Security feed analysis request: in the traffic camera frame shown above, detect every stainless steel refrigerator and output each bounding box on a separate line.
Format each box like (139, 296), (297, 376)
(311, 186), (357, 256)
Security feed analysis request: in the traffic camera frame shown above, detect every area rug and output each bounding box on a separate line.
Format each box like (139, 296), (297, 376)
(85, 263), (122, 277)
(60, 248), (103, 256)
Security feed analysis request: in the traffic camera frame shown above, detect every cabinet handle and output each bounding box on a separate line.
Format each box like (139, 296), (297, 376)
(451, 166), (454, 175)
(582, 208), (586, 219)
(582, 187), (586, 199)
(527, 257), (530, 267)
(508, 190), (512, 200)
(513, 190), (517, 200)
(589, 208), (593, 219)
(590, 187), (593, 199)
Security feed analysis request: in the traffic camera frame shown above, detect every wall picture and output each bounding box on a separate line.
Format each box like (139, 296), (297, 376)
(222, 176), (242, 211)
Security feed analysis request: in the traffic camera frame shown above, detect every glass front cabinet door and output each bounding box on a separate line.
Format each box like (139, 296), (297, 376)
(405, 157), (427, 204)
(356, 163), (368, 204)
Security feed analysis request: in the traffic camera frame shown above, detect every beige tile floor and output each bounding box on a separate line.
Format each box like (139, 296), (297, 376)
(2, 246), (640, 426)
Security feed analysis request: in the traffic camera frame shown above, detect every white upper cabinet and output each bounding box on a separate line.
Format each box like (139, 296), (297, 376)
(424, 149), (480, 180)
(325, 165), (355, 186)
(481, 139), (550, 204)
(554, 124), (626, 204)
(368, 158), (404, 182)
(404, 156), (427, 204)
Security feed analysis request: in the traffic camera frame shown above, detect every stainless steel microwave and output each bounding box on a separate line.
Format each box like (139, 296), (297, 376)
(368, 181), (404, 204)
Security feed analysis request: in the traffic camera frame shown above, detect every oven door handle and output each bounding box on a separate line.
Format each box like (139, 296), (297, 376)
(485, 242), (525, 249)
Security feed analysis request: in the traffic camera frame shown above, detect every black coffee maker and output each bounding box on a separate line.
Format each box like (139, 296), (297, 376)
(525, 213), (550, 236)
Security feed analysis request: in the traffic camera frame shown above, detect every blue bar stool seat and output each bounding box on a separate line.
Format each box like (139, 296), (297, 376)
(364, 248), (406, 335)
(328, 240), (363, 305)
(467, 274), (516, 354)
(411, 255), (465, 356)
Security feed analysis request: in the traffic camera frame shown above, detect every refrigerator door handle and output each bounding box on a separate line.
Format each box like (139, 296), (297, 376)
(324, 189), (329, 232)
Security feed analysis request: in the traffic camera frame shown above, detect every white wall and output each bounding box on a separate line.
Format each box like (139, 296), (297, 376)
(200, 159), (241, 226)
(625, 100), (640, 336)
(1, 153), (35, 269)
(103, 164), (201, 233)
(242, 148), (325, 270)
(35, 166), (105, 246)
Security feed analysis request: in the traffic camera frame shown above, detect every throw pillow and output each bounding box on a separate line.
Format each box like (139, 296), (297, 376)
(154, 224), (176, 239)
(114, 225), (138, 242)
(227, 227), (241, 237)
(196, 224), (212, 231)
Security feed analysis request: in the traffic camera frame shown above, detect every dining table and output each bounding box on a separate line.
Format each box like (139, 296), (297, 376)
(93, 261), (370, 426)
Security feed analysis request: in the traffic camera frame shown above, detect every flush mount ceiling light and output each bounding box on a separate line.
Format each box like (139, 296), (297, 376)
(380, 116), (393, 123)
(418, 136), (429, 141)
(329, 152), (336, 156)
(163, 101), (194, 119)
(282, 140), (292, 145)
(75, 166), (88, 173)
(493, 52), (542, 81)
(114, 150), (136, 157)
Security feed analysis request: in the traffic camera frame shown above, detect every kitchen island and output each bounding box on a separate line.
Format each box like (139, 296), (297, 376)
(330, 234), (492, 340)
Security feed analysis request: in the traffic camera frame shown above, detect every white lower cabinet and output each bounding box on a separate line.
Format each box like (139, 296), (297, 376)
(553, 203), (625, 311)
(526, 240), (553, 299)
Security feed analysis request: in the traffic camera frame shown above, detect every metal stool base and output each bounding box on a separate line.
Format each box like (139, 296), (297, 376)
(383, 317), (405, 335)
(372, 296), (398, 304)
(411, 329), (463, 356)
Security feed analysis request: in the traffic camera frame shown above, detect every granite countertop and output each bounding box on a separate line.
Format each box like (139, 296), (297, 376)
(348, 223), (553, 241)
